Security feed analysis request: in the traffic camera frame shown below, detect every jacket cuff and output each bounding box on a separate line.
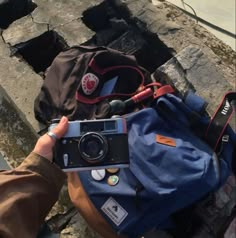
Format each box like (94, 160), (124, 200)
(18, 152), (66, 192)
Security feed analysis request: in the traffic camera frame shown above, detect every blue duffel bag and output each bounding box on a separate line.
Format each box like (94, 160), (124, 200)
(78, 92), (236, 238)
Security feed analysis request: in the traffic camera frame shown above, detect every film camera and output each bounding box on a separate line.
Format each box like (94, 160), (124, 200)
(49, 118), (129, 171)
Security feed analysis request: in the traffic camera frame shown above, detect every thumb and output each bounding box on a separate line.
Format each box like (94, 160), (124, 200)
(33, 116), (68, 161)
(51, 116), (69, 140)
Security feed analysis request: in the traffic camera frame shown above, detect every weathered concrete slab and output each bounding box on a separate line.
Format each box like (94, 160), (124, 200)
(0, 152), (11, 170)
(191, 175), (236, 238)
(0, 85), (37, 168)
(113, 0), (236, 87)
(225, 217), (236, 238)
(114, 0), (183, 36)
(54, 20), (94, 47)
(154, 45), (233, 115)
(0, 38), (43, 132)
(2, 0), (103, 46)
(2, 15), (48, 45)
(32, 0), (103, 28)
(134, 4), (181, 35)
(60, 212), (101, 238)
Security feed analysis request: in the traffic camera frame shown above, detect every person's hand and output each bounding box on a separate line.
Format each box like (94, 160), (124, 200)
(33, 116), (68, 161)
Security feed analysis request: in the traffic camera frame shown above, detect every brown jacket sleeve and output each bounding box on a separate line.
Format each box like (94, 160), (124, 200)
(0, 152), (66, 238)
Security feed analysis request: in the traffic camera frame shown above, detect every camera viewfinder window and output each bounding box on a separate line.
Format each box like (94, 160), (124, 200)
(81, 121), (104, 133)
(105, 121), (116, 131)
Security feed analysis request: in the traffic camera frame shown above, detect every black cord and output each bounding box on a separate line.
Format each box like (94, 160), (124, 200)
(172, 1), (236, 39)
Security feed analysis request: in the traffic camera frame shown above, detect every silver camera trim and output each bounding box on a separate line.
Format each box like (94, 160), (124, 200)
(49, 118), (126, 138)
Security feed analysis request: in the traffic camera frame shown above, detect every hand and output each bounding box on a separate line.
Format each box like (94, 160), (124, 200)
(33, 116), (68, 161)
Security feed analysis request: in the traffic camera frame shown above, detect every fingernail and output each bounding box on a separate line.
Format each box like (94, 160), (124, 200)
(60, 116), (67, 124)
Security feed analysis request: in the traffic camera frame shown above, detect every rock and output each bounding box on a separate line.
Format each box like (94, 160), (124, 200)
(0, 151), (11, 170)
(112, 0), (235, 87)
(0, 85), (37, 167)
(0, 37), (43, 132)
(153, 45), (233, 115)
(2, 15), (48, 45)
(60, 212), (101, 238)
(0, 0), (36, 29)
(32, 0), (104, 28)
(224, 217), (236, 238)
(54, 20), (94, 47)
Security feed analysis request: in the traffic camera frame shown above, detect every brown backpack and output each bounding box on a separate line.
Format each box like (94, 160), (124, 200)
(34, 46), (152, 125)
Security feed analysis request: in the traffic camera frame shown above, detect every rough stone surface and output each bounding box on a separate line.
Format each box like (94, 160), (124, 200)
(54, 20), (94, 47)
(0, 37), (43, 132)
(0, 85), (37, 168)
(60, 212), (102, 238)
(224, 217), (236, 238)
(32, 0), (103, 27)
(0, 151), (11, 170)
(154, 45), (233, 115)
(117, 0), (235, 88)
(2, 0), (103, 46)
(2, 15), (48, 45)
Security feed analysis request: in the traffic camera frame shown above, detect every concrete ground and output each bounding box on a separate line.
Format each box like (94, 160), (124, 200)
(0, 0), (235, 237)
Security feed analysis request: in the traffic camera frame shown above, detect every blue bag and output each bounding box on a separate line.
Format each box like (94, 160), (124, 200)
(79, 92), (236, 238)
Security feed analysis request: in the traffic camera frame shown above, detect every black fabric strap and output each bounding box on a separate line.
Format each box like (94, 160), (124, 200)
(205, 92), (236, 151)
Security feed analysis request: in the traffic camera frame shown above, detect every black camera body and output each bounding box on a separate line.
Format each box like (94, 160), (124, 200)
(49, 118), (129, 171)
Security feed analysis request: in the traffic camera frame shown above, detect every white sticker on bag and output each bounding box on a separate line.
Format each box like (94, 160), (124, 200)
(101, 197), (128, 226)
(81, 73), (99, 95)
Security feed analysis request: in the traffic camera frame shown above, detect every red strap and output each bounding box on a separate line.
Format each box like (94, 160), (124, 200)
(76, 91), (144, 104)
(76, 57), (174, 104)
(154, 85), (175, 98)
(76, 84), (174, 104)
(89, 58), (145, 85)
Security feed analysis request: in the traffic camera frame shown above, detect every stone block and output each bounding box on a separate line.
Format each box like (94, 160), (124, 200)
(2, 15), (48, 45)
(60, 212), (100, 238)
(2, 0), (105, 46)
(54, 20), (94, 47)
(153, 45), (233, 115)
(0, 152), (11, 170)
(224, 217), (236, 238)
(0, 85), (37, 167)
(0, 39), (43, 132)
(32, 0), (104, 28)
(113, 0), (235, 87)
(116, 0), (147, 18)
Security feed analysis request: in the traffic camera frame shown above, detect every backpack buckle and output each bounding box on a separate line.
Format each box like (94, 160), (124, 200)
(222, 135), (229, 143)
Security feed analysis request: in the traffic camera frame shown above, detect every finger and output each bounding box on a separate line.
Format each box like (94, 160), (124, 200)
(33, 117), (69, 161)
(51, 116), (69, 139)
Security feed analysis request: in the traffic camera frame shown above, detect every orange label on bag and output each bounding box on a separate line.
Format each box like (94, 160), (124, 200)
(156, 134), (176, 147)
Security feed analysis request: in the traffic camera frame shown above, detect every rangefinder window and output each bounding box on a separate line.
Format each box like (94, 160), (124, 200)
(81, 121), (104, 133)
(104, 121), (116, 131)
(80, 120), (117, 133)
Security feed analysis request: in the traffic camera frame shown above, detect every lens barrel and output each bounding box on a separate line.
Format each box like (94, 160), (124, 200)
(79, 132), (108, 163)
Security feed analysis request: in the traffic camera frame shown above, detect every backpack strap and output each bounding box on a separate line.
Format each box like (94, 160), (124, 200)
(76, 83), (174, 104)
(184, 91), (207, 115)
(205, 92), (236, 151)
(76, 57), (146, 104)
(76, 55), (175, 104)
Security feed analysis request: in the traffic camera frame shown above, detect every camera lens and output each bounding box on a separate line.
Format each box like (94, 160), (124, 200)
(79, 132), (108, 163)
